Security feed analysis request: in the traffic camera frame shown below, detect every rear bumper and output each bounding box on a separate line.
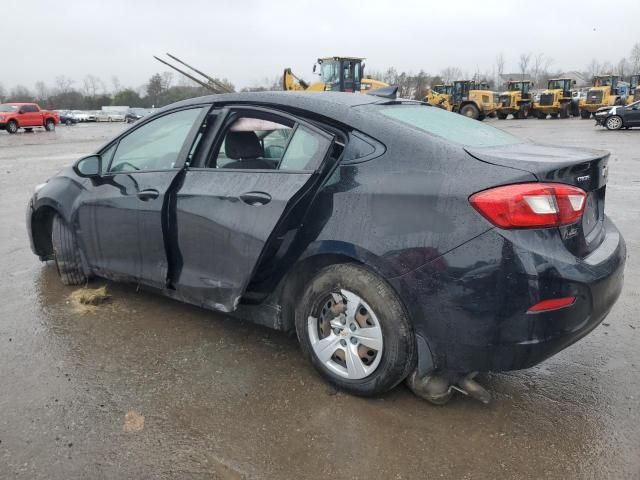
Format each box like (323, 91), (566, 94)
(392, 217), (626, 373)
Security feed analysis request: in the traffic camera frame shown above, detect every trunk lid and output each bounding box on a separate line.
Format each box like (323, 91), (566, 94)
(465, 143), (610, 257)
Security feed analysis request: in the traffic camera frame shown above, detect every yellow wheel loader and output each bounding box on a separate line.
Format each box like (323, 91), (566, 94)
(497, 81), (534, 119)
(451, 80), (499, 121)
(283, 57), (387, 93)
(425, 84), (453, 111)
(579, 75), (623, 119)
(627, 74), (639, 104)
(532, 78), (577, 119)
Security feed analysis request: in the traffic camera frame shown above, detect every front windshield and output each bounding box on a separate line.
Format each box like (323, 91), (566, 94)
(319, 60), (340, 84)
(548, 80), (567, 90)
(379, 104), (521, 147)
(0, 105), (18, 112)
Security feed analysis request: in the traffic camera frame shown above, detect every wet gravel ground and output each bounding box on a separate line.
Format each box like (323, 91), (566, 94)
(0, 120), (638, 479)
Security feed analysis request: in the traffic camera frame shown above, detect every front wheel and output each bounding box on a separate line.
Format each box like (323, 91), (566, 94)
(44, 119), (55, 132)
(296, 263), (415, 396)
(51, 214), (87, 285)
(6, 120), (18, 134)
(605, 115), (623, 130)
(460, 104), (480, 120)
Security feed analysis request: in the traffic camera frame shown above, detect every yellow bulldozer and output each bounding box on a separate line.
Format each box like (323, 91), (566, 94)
(283, 56), (387, 93)
(579, 75), (623, 118)
(425, 84), (453, 110)
(532, 78), (577, 119)
(497, 80), (533, 119)
(451, 80), (499, 120)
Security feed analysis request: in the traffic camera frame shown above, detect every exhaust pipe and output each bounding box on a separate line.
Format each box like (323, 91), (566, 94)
(406, 370), (491, 405)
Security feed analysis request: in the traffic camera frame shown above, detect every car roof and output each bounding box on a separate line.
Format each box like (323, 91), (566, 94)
(162, 91), (402, 131)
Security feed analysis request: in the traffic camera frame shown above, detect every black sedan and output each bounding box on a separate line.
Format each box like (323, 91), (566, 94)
(59, 112), (79, 126)
(27, 92), (625, 404)
(595, 100), (640, 130)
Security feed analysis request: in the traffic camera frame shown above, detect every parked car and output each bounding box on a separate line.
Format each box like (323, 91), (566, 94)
(27, 92), (625, 404)
(58, 111), (79, 126)
(97, 111), (126, 122)
(124, 109), (150, 123)
(594, 100), (640, 130)
(0, 103), (59, 133)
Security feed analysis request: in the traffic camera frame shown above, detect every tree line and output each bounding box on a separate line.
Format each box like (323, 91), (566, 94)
(1, 43), (638, 109)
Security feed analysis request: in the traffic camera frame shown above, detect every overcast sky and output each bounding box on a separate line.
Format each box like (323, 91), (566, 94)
(3, 0), (639, 92)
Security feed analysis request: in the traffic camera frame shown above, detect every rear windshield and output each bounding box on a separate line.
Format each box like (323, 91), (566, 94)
(378, 104), (522, 147)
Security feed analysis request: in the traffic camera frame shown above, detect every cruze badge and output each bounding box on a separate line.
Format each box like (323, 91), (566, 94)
(576, 175), (590, 182)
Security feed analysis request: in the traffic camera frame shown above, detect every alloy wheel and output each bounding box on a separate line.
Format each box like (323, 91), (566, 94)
(307, 289), (383, 380)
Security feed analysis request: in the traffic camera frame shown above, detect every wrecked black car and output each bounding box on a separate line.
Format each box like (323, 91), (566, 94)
(27, 91), (625, 404)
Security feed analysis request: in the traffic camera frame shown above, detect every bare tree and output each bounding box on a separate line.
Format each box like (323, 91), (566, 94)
(631, 43), (640, 73)
(616, 58), (629, 78)
(161, 72), (173, 91)
(518, 53), (531, 80)
(10, 85), (33, 102)
(82, 74), (102, 97)
(496, 53), (506, 77)
(586, 59), (601, 79)
(0, 82), (6, 102)
(440, 66), (462, 83)
(111, 76), (122, 94)
(600, 61), (614, 74)
(34, 81), (49, 102)
(54, 75), (75, 94)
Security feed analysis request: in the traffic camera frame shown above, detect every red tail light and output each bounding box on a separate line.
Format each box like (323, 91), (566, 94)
(527, 296), (576, 313)
(469, 183), (587, 229)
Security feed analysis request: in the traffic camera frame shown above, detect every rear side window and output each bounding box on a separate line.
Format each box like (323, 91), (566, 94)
(378, 105), (521, 147)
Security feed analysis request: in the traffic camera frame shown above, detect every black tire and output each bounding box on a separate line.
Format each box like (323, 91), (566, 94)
(559, 102), (569, 119)
(51, 214), (86, 285)
(536, 111), (547, 119)
(496, 112), (508, 120)
(580, 109), (591, 119)
(6, 120), (18, 134)
(295, 263), (416, 396)
(65, 119), (72, 126)
(460, 103), (480, 120)
(44, 119), (55, 132)
(550, 113), (559, 119)
(605, 115), (623, 130)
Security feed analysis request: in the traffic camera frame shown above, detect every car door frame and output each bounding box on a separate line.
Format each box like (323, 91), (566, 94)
(74, 103), (211, 287)
(170, 103), (340, 312)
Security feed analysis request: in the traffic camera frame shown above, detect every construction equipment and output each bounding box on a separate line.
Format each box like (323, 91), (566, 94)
(283, 57), (388, 93)
(425, 84), (453, 111)
(579, 75), (622, 119)
(532, 78), (577, 119)
(497, 80), (533, 119)
(153, 53), (234, 94)
(628, 74), (639, 104)
(451, 80), (499, 121)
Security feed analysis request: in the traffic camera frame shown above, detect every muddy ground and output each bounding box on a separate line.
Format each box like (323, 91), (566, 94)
(0, 119), (638, 479)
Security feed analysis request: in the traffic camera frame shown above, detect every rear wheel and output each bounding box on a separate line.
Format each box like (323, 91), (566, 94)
(65, 119), (72, 126)
(605, 115), (623, 130)
(580, 109), (591, 119)
(6, 120), (18, 134)
(296, 263), (415, 396)
(44, 119), (55, 132)
(51, 214), (86, 285)
(496, 112), (508, 120)
(560, 102), (569, 119)
(460, 104), (480, 120)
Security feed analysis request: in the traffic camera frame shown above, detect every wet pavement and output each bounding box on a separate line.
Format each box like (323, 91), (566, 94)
(0, 120), (638, 479)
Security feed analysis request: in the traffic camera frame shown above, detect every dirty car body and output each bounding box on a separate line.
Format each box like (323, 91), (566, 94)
(27, 91), (626, 398)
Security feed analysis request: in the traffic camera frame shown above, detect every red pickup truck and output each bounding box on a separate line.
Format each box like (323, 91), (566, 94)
(0, 103), (60, 134)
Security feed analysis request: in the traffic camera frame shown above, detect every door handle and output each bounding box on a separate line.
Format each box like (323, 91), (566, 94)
(137, 189), (160, 201)
(240, 191), (272, 206)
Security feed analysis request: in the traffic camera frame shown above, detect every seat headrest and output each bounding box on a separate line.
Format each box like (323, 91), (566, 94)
(225, 131), (263, 160)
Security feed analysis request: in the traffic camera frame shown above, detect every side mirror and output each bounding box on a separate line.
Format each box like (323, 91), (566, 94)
(573, 80), (577, 85)
(74, 154), (102, 178)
